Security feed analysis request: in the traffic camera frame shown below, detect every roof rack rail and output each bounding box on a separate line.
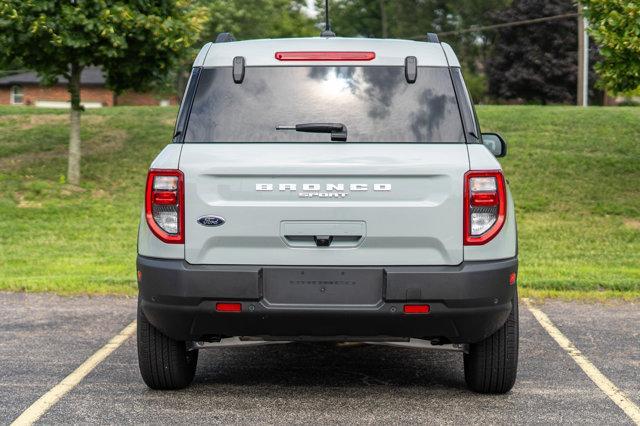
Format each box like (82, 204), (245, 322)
(215, 32), (236, 43)
(426, 33), (440, 43)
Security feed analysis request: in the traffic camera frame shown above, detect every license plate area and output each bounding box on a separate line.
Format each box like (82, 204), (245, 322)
(263, 267), (383, 305)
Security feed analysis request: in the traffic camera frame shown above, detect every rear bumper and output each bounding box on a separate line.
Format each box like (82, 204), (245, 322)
(137, 255), (518, 344)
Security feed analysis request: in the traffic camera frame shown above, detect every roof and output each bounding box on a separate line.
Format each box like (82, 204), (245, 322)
(0, 66), (106, 86)
(194, 37), (461, 68)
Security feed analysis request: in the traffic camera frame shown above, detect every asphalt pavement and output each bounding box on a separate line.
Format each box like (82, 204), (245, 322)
(0, 292), (638, 424)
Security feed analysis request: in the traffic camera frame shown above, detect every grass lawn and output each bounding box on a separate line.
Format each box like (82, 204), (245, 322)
(0, 105), (638, 299)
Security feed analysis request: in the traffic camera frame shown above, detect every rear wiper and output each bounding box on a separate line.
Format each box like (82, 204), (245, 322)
(276, 123), (347, 141)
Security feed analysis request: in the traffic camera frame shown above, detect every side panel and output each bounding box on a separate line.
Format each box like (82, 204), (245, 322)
(464, 145), (517, 260)
(467, 144), (502, 170)
(138, 144), (185, 259)
(441, 43), (461, 68)
(193, 42), (212, 67)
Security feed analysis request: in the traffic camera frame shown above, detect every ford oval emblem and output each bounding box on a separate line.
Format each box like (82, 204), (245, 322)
(197, 215), (225, 227)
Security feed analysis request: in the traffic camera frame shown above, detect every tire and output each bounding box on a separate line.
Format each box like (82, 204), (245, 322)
(137, 301), (198, 390)
(463, 291), (519, 394)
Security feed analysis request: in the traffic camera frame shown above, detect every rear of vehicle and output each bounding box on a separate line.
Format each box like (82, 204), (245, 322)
(137, 37), (518, 393)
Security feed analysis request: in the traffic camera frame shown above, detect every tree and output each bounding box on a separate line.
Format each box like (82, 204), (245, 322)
(314, 0), (451, 39)
(484, 0), (597, 104)
(0, 1), (208, 185)
(582, 0), (640, 94)
(313, 1), (508, 51)
(201, 0), (316, 41)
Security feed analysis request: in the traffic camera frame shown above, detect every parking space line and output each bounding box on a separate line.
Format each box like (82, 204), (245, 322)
(10, 320), (137, 426)
(523, 298), (640, 425)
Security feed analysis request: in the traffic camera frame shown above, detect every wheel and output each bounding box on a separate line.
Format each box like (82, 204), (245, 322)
(463, 291), (519, 394)
(137, 301), (198, 390)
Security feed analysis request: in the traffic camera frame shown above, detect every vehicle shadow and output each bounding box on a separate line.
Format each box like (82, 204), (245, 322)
(193, 342), (466, 390)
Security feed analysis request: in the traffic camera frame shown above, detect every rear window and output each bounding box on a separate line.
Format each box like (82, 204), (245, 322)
(184, 66), (465, 143)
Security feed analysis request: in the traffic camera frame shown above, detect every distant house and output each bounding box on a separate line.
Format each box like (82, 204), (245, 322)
(0, 66), (175, 108)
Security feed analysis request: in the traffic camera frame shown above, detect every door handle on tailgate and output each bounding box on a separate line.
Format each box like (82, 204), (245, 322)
(283, 234), (363, 248)
(280, 221), (366, 249)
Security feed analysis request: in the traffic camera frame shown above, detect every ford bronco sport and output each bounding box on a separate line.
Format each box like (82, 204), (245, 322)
(137, 32), (518, 394)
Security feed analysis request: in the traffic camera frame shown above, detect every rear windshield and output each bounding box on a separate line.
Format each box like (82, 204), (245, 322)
(184, 66), (465, 143)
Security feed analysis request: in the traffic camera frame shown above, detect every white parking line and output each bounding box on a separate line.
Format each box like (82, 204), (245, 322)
(523, 298), (640, 425)
(10, 320), (137, 426)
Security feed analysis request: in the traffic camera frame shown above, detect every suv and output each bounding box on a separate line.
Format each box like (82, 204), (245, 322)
(136, 33), (518, 394)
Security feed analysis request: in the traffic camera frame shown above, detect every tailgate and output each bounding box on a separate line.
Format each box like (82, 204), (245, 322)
(180, 144), (469, 266)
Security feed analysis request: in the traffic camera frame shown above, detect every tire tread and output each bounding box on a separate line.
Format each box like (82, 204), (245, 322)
(464, 292), (519, 394)
(137, 302), (197, 390)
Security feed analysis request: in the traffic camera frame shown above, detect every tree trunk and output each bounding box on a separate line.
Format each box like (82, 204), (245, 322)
(67, 63), (83, 186)
(379, 0), (388, 38)
(577, 3), (587, 106)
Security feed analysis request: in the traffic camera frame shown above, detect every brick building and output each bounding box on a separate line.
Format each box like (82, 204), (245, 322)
(0, 67), (175, 108)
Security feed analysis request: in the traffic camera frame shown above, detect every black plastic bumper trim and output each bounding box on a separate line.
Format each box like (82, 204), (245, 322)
(137, 256), (517, 343)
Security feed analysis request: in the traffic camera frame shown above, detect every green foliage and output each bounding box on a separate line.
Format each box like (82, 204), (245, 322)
(315, 0), (509, 38)
(434, 0), (514, 75)
(200, 0), (316, 40)
(0, 105), (638, 297)
(582, 0), (640, 94)
(485, 0), (592, 104)
(0, 0), (208, 93)
(315, 0), (390, 38)
(462, 69), (488, 103)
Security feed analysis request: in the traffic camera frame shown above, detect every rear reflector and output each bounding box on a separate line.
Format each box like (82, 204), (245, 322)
(275, 51), (376, 61)
(216, 303), (242, 312)
(471, 192), (498, 206)
(403, 304), (430, 314)
(152, 191), (178, 205)
(509, 272), (517, 285)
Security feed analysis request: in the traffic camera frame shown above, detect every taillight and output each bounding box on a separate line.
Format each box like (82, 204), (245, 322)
(464, 170), (506, 245)
(275, 51), (376, 61)
(145, 169), (184, 244)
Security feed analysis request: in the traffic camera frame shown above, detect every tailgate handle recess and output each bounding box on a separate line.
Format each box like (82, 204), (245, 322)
(283, 234), (363, 248)
(281, 221), (366, 248)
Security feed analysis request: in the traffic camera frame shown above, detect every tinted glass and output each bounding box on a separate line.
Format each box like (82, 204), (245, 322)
(185, 66), (464, 143)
